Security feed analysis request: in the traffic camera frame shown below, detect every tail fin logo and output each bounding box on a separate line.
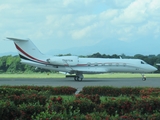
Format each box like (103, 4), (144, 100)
(15, 43), (47, 64)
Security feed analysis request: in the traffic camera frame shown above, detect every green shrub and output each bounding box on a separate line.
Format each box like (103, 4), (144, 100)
(101, 96), (133, 116)
(81, 86), (143, 96)
(134, 97), (160, 114)
(75, 94), (101, 104)
(147, 112), (160, 120)
(65, 98), (96, 114)
(18, 102), (45, 120)
(0, 100), (19, 120)
(84, 111), (109, 120)
(1, 85), (160, 119)
(7, 94), (47, 105)
(140, 87), (160, 97)
(1, 85), (77, 95)
(33, 106), (81, 120)
(0, 87), (37, 97)
(120, 87), (141, 96)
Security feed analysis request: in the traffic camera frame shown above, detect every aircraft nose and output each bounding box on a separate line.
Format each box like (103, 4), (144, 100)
(151, 66), (157, 72)
(154, 67), (158, 71)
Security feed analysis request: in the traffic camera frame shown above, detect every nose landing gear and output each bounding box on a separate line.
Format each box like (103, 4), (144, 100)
(141, 74), (146, 81)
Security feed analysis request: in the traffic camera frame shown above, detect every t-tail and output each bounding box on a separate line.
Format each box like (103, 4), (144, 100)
(7, 37), (48, 64)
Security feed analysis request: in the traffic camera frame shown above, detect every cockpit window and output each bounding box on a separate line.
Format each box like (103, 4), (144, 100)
(141, 61), (147, 64)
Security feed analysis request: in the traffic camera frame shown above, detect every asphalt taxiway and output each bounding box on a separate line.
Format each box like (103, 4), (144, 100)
(0, 78), (160, 92)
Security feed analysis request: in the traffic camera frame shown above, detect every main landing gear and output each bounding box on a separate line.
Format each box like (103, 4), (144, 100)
(74, 74), (84, 81)
(141, 74), (146, 81)
(66, 74), (84, 81)
(74, 76), (83, 81)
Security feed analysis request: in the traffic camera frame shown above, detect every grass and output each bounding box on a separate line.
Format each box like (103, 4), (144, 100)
(85, 73), (160, 78)
(0, 73), (160, 78)
(0, 73), (64, 78)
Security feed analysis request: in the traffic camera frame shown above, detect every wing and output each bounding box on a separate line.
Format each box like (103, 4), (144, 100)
(69, 67), (108, 74)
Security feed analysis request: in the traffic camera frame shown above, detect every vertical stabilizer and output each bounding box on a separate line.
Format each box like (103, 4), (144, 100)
(7, 37), (46, 63)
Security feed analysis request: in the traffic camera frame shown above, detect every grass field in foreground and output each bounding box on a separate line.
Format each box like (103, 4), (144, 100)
(0, 73), (160, 78)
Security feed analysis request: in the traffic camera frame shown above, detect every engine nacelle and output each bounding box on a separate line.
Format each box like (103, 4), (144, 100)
(47, 56), (79, 66)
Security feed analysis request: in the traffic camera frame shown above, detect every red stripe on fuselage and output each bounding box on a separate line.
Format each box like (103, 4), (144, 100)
(14, 43), (47, 64)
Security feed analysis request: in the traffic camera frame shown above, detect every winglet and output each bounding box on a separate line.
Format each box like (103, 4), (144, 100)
(6, 37), (28, 41)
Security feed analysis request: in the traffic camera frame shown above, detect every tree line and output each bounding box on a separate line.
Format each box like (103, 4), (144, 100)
(0, 53), (160, 73)
(0, 55), (51, 73)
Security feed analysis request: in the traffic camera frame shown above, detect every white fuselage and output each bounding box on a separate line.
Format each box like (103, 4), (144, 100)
(21, 57), (157, 74)
(8, 37), (157, 81)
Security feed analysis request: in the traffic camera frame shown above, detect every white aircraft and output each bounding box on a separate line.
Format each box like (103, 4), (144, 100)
(7, 37), (157, 81)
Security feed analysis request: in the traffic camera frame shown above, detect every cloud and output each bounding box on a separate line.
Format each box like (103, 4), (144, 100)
(138, 21), (160, 37)
(148, 0), (160, 21)
(0, 0), (160, 55)
(99, 9), (118, 20)
(0, 4), (10, 11)
(71, 25), (93, 40)
(76, 15), (96, 26)
(114, 0), (133, 8)
(112, 0), (150, 24)
(149, 0), (160, 12)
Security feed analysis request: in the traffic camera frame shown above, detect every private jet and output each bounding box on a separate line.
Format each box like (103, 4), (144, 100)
(7, 37), (157, 81)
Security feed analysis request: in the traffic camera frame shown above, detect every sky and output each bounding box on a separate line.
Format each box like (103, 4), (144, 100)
(0, 0), (160, 56)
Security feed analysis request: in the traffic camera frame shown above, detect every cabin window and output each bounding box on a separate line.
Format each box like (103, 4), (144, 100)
(102, 63), (105, 66)
(87, 62), (91, 66)
(94, 62), (98, 66)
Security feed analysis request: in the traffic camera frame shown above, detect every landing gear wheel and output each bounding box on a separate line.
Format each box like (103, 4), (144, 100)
(74, 73), (83, 81)
(141, 74), (146, 81)
(74, 77), (77, 81)
(74, 76), (83, 81)
(142, 77), (146, 81)
(74, 77), (78, 81)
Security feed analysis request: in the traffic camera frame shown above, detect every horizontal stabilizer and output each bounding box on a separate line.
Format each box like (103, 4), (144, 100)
(156, 63), (160, 66)
(7, 37), (28, 41)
